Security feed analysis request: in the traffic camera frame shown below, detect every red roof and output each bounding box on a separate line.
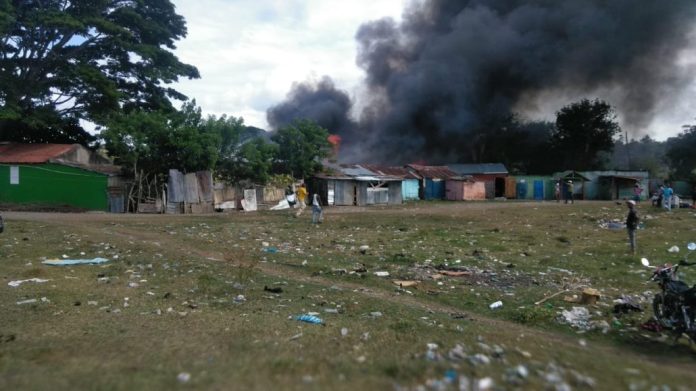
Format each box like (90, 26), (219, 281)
(0, 143), (76, 163)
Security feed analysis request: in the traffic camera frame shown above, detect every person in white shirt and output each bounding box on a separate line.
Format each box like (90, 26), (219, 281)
(311, 193), (323, 224)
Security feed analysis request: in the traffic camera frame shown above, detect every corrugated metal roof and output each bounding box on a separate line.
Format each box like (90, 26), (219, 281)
(338, 164), (377, 177)
(0, 143), (76, 163)
(447, 163), (508, 175)
(406, 164), (457, 179)
(360, 164), (421, 179)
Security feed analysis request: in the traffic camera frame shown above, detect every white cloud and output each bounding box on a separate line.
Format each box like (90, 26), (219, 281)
(170, 0), (404, 129)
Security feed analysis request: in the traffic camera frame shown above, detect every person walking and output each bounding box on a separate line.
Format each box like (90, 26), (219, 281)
(633, 182), (643, 203)
(311, 193), (323, 224)
(626, 200), (639, 254)
(555, 181), (561, 202)
(662, 183), (674, 211)
(564, 180), (574, 204)
(295, 183), (308, 217)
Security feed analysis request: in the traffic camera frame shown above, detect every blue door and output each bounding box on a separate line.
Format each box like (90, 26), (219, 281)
(516, 182), (527, 199)
(533, 180), (544, 200)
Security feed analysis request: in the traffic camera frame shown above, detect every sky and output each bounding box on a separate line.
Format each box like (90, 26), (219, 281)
(170, 0), (404, 130)
(170, 0), (696, 141)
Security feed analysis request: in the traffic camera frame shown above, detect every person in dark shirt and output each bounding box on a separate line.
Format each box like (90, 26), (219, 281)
(626, 200), (639, 254)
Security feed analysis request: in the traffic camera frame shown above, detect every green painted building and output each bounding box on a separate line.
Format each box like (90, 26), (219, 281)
(0, 143), (125, 212)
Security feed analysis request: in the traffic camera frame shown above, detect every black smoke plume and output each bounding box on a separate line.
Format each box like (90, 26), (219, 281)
(269, 0), (696, 164)
(267, 77), (357, 136)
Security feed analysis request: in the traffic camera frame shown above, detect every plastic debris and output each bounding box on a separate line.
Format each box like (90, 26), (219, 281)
(8, 278), (50, 287)
(233, 295), (246, 303)
(16, 298), (38, 305)
(392, 280), (419, 287)
(340, 327), (348, 337)
(559, 307), (591, 330)
(374, 271), (389, 277)
(263, 247), (278, 253)
(296, 314), (323, 324)
(668, 245), (680, 253)
(489, 301), (503, 309)
(359, 245), (369, 254)
(264, 285), (283, 293)
(177, 372), (191, 383)
(42, 257), (109, 266)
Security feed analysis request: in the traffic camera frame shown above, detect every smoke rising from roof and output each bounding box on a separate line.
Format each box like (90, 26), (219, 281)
(268, 0), (696, 164)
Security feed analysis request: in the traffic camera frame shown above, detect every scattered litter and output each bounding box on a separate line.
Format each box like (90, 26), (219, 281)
(16, 299), (37, 305)
(668, 245), (680, 253)
(477, 377), (494, 390)
(263, 247), (278, 253)
(296, 314), (323, 324)
(438, 270), (471, 277)
(558, 307), (591, 330)
(359, 245), (369, 254)
(177, 372), (191, 383)
(392, 280), (419, 287)
(289, 333), (303, 341)
(489, 301), (503, 310)
(43, 257), (109, 266)
(8, 278), (50, 287)
(613, 296), (643, 314)
(369, 311), (383, 318)
(374, 271), (389, 277)
(580, 288), (600, 304)
(264, 285), (283, 293)
(340, 327), (348, 337)
(233, 295), (246, 303)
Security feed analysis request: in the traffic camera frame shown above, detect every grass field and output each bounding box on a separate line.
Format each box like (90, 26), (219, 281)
(0, 201), (695, 390)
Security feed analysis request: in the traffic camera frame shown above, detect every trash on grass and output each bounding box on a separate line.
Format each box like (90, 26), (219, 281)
(374, 271), (389, 277)
(489, 301), (503, 309)
(264, 285), (283, 293)
(668, 245), (680, 253)
(42, 257), (109, 266)
(296, 314), (323, 324)
(16, 298), (38, 305)
(177, 372), (191, 383)
(559, 307), (591, 330)
(8, 278), (50, 287)
(439, 270), (471, 277)
(580, 288), (600, 304)
(392, 280), (419, 287)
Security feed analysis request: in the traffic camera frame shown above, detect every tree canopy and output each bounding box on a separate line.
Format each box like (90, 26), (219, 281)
(551, 99), (620, 171)
(101, 101), (219, 177)
(271, 119), (331, 179)
(0, 0), (199, 144)
(665, 125), (696, 180)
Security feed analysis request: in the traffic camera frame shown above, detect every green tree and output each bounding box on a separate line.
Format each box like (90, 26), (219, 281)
(0, 0), (199, 144)
(101, 101), (219, 178)
(217, 137), (277, 185)
(271, 119), (330, 179)
(551, 99), (620, 170)
(665, 125), (696, 180)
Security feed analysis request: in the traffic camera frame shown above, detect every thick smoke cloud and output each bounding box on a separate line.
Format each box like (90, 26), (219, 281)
(269, 0), (696, 164)
(267, 77), (357, 136)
